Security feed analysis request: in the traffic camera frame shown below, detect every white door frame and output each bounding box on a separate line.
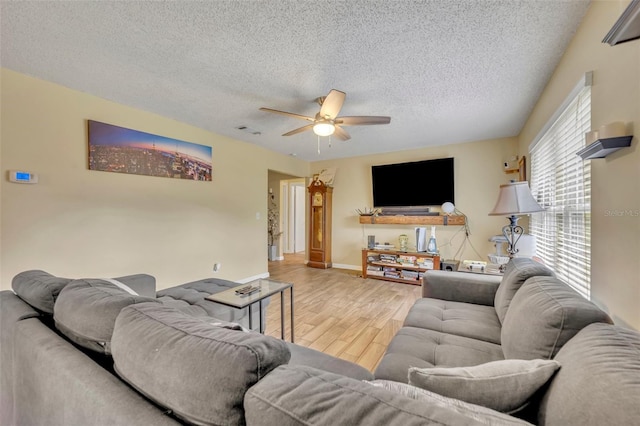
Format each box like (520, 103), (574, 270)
(281, 179), (306, 254)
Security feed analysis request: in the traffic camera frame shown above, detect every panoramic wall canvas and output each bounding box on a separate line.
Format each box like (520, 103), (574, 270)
(88, 120), (212, 181)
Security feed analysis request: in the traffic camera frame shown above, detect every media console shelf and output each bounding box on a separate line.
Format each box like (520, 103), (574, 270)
(359, 215), (465, 226)
(362, 249), (440, 285)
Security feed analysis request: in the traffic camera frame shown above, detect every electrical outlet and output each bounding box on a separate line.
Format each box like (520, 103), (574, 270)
(213, 263), (221, 272)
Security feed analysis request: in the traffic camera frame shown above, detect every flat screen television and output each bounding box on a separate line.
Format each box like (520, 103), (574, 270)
(371, 157), (454, 207)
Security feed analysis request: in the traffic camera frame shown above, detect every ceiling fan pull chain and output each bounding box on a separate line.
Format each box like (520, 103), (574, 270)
(317, 135), (321, 155)
(329, 136), (332, 149)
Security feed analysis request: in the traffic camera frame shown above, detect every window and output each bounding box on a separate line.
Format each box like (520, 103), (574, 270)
(529, 75), (591, 299)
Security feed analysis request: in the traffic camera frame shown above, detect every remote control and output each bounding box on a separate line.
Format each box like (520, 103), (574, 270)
(241, 287), (260, 296)
(235, 285), (260, 295)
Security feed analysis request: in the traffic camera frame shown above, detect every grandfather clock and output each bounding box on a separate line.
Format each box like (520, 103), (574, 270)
(307, 178), (333, 269)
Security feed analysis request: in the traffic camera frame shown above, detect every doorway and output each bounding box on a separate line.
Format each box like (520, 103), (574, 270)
(282, 179), (306, 254)
(267, 170), (306, 263)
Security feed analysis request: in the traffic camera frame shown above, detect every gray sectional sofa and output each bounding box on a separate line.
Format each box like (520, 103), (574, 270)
(1, 260), (639, 426)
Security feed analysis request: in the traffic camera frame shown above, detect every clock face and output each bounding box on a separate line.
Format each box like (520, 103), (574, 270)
(313, 192), (323, 207)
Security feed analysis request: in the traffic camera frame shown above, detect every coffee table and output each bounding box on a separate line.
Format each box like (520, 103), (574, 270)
(206, 278), (294, 342)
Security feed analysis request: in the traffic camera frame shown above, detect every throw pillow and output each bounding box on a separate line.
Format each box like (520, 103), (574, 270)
(112, 303), (290, 426)
(367, 380), (533, 425)
(408, 359), (560, 413)
(12, 270), (73, 314)
(12, 271), (154, 314)
(53, 278), (159, 354)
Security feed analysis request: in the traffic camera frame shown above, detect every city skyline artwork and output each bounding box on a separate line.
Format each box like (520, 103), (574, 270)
(88, 120), (213, 181)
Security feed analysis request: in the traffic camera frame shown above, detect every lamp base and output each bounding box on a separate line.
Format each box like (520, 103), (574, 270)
(502, 215), (523, 258)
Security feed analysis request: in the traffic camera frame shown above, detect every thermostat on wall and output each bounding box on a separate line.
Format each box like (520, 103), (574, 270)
(9, 170), (38, 184)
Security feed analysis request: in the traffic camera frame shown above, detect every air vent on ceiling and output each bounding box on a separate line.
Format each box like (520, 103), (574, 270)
(235, 126), (261, 135)
(603, 0), (640, 45)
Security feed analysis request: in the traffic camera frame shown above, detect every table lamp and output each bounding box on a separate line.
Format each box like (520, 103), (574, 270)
(489, 182), (544, 258)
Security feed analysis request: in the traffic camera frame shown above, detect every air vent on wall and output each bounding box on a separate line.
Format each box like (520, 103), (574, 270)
(603, 0), (640, 45)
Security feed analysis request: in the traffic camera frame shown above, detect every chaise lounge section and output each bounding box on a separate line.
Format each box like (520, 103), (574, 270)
(374, 258), (612, 382)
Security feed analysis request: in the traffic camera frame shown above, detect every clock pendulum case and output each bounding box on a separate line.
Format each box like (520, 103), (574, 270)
(307, 178), (333, 269)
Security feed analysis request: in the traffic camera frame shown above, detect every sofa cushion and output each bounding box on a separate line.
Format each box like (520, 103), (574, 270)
(286, 342), (373, 381)
(501, 276), (612, 360)
(494, 258), (554, 324)
(12, 271), (156, 315)
(538, 323), (640, 425)
(53, 279), (159, 354)
(12, 270), (72, 314)
(111, 303), (290, 426)
(374, 326), (504, 383)
(245, 365), (532, 426)
(157, 278), (267, 330)
(110, 273), (157, 298)
(422, 270), (502, 306)
(10, 314), (180, 426)
(368, 380), (533, 425)
(408, 359), (560, 414)
(156, 278), (246, 318)
(404, 298), (502, 344)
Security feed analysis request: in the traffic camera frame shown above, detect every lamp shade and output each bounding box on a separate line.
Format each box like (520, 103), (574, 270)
(489, 182), (544, 216)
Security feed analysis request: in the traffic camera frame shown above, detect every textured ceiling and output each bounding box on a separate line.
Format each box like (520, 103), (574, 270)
(1, 1), (590, 161)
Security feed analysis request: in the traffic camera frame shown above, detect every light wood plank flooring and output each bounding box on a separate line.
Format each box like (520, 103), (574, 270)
(264, 253), (421, 372)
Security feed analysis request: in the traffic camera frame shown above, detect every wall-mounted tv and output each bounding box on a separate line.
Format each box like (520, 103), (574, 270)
(371, 157), (454, 207)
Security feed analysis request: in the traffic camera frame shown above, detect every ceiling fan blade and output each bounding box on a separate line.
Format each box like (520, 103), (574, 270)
(333, 125), (351, 141)
(259, 107), (315, 122)
(336, 116), (391, 126)
(282, 123), (315, 136)
(319, 89), (346, 119)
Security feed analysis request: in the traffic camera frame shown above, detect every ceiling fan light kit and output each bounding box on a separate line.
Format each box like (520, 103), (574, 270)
(260, 89), (391, 150)
(313, 122), (335, 136)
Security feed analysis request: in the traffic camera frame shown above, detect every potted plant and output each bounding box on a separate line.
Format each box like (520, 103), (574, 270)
(268, 192), (283, 261)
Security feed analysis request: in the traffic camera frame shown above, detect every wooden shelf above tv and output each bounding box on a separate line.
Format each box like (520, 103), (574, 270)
(359, 215), (465, 226)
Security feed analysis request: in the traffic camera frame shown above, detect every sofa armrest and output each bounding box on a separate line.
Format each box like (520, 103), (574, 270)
(422, 270), (501, 306)
(114, 274), (156, 298)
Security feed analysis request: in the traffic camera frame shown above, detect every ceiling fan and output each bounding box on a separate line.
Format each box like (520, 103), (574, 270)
(259, 89), (391, 141)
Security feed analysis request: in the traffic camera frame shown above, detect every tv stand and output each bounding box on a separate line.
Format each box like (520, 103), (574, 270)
(362, 248), (440, 286)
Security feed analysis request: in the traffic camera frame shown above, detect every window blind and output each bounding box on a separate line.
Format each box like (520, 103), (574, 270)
(530, 85), (591, 299)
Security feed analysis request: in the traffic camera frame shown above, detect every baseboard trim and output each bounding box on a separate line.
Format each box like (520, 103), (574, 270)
(237, 272), (270, 284)
(332, 263), (360, 271)
(238, 263), (360, 283)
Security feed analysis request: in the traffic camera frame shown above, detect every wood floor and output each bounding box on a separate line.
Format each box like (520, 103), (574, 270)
(264, 253), (421, 372)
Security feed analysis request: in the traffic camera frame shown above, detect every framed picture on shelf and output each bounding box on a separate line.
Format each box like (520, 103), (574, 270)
(518, 156), (527, 181)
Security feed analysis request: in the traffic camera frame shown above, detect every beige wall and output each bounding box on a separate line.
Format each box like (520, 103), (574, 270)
(518, 1), (640, 329)
(0, 69), (309, 290)
(311, 137), (518, 269)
